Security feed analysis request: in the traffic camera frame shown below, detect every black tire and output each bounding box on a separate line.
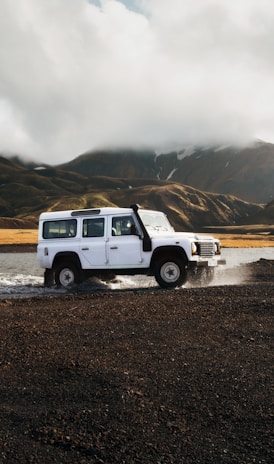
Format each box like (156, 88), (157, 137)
(154, 256), (187, 288)
(54, 262), (81, 287)
(44, 268), (54, 287)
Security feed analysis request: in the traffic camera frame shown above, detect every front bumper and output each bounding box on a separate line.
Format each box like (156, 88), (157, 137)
(188, 258), (226, 270)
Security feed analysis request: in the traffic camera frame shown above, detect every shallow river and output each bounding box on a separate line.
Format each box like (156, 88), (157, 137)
(0, 248), (273, 298)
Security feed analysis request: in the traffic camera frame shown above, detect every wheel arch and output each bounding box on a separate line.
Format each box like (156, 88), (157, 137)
(52, 252), (82, 270)
(150, 246), (188, 270)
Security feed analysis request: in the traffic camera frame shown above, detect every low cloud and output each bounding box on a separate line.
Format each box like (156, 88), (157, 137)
(0, 0), (274, 163)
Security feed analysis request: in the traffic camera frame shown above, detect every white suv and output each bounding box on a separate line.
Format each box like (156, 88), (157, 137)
(37, 204), (225, 288)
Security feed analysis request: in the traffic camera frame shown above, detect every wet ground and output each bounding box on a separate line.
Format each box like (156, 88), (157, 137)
(1, 247), (274, 298)
(0, 259), (273, 463)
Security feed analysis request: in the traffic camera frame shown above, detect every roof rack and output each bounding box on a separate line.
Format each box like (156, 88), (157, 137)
(71, 209), (101, 217)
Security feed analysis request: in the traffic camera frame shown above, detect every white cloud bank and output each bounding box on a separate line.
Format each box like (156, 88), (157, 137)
(0, 0), (274, 163)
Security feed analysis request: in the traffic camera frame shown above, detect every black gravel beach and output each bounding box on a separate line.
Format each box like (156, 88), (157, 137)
(0, 259), (273, 463)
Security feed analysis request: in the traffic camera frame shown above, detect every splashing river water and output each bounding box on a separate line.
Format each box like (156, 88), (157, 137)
(0, 248), (273, 298)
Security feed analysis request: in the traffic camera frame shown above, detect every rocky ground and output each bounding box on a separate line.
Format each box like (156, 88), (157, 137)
(0, 259), (273, 463)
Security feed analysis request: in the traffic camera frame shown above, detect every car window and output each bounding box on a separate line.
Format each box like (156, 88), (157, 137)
(112, 215), (136, 236)
(83, 218), (105, 237)
(43, 219), (77, 239)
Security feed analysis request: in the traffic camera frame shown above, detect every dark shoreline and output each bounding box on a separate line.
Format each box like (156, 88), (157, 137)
(0, 244), (36, 253)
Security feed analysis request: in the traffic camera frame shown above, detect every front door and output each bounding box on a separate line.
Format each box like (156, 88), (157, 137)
(107, 215), (143, 267)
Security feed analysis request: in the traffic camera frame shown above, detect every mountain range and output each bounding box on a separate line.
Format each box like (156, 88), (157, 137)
(1, 140), (274, 231)
(59, 140), (274, 204)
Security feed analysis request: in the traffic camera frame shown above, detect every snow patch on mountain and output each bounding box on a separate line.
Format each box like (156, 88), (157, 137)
(177, 146), (195, 160)
(155, 144), (196, 159)
(167, 168), (177, 180)
(214, 144), (231, 152)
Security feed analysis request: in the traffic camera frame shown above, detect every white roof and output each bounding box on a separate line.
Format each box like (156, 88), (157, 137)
(39, 207), (134, 220)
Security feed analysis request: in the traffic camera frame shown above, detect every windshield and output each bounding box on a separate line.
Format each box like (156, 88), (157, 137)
(139, 210), (174, 232)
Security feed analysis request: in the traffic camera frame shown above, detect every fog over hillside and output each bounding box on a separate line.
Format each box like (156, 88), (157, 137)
(0, 0), (274, 164)
(58, 140), (274, 204)
(0, 152), (263, 230)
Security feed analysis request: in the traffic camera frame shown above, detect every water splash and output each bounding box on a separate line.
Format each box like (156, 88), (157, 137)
(0, 248), (272, 297)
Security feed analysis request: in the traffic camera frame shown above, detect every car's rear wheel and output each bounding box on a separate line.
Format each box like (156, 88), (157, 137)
(154, 257), (187, 288)
(54, 262), (81, 287)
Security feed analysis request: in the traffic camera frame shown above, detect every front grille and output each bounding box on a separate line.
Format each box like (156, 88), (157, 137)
(198, 241), (215, 258)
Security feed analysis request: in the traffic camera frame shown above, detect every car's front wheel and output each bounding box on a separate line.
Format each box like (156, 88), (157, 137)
(188, 267), (214, 287)
(154, 257), (187, 288)
(54, 262), (81, 287)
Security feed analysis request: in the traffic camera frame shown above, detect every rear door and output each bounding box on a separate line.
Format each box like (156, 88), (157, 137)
(79, 217), (107, 267)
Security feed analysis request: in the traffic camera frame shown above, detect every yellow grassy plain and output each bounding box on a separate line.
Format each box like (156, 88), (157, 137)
(0, 228), (274, 248)
(0, 229), (38, 245)
(212, 234), (274, 248)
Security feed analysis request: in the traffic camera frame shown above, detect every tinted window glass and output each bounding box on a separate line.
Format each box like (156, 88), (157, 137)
(112, 216), (136, 236)
(43, 219), (77, 239)
(83, 218), (105, 237)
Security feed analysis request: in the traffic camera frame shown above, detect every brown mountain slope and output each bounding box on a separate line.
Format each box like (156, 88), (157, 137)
(0, 155), (25, 177)
(0, 155), (264, 230)
(168, 142), (274, 204)
(59, 141), (274, 203)
(60, 149), (157, 178)
(0, 217), (36, 228)
(242, 200), (274, 226)
(96, 183), (260, 231)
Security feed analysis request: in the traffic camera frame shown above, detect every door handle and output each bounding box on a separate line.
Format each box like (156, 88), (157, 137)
(110, 246), (118, 249)
(81, 247), (89, 250)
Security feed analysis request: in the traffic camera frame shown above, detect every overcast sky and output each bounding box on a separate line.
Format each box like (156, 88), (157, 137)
(0, 0), (274, 164)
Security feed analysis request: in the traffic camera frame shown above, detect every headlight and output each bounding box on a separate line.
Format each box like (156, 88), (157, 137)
(191, 242), (198, 255)
(214, 242), (221, 255)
